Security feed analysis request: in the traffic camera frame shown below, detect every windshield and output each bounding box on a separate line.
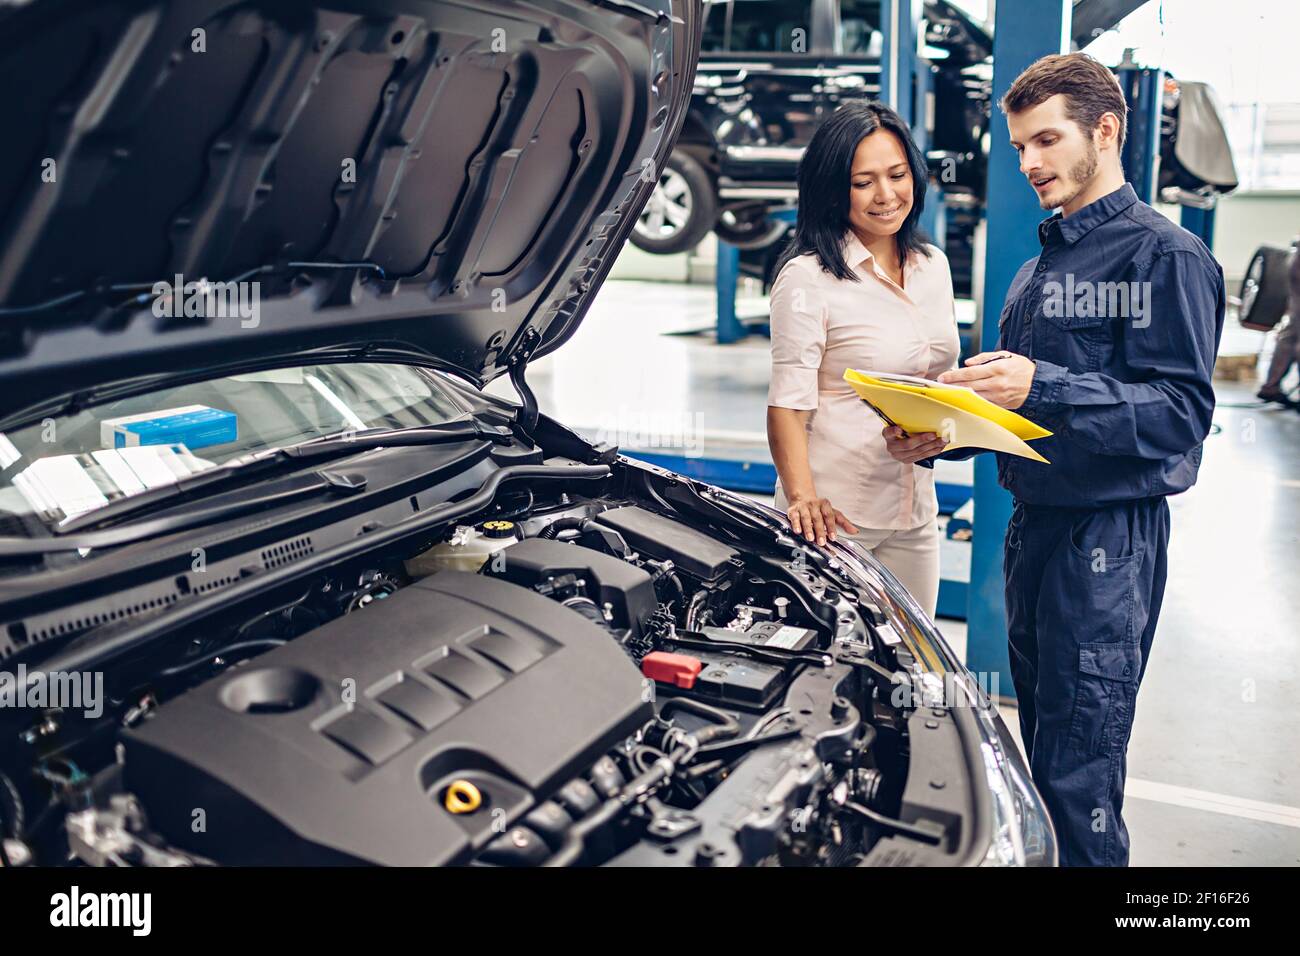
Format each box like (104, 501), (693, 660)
(0, 363), (467, 527)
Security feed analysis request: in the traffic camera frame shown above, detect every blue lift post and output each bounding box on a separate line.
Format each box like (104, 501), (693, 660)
(714, 232), (745, 344)
(879, 0), (917, 126)
(1117, 58), (1217, 250)
(894, 2), (948, 255)
(1180, 205), (1216, 249)
(1117, 59), (1164, 204)
(714, 206), (796, 343)
(967, 0), (1071, 697)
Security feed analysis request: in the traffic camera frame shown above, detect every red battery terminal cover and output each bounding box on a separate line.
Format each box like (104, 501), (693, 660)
(640, 651), (703, 689)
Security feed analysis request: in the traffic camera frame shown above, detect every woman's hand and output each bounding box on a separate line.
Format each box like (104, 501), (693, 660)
(882, 425), (947, 464)
(786, 494), (859, 546)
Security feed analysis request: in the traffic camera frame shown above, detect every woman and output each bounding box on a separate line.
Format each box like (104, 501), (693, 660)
(766, 100), (957, 618)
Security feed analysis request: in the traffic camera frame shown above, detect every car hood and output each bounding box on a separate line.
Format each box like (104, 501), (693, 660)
(0, 0), (701, 426)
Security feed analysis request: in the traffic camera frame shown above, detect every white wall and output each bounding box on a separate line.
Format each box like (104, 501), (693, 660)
(1156, 191), (1300, 286)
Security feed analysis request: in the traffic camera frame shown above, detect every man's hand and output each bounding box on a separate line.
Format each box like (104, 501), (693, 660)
(937, 351), (1036, 409)
(786, 494), (859, 546)
(882, 425), (947, 464)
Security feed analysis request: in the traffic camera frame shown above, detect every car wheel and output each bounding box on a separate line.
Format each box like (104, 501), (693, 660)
(629, 150), (717, 255)
(714, 204), (793, 250)
(1239, 244), (1293, 331)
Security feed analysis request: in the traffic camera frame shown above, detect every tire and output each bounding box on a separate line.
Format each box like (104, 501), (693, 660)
(629, 150), (717, 255)
(714, 204), (793, 250)
(1239, 244), (1293, 331)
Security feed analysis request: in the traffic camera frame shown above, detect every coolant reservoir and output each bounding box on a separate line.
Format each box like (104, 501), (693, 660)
(405, 520), (518, 576)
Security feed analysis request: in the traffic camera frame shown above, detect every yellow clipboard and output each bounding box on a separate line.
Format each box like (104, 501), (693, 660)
(844, 368), (1053, 464)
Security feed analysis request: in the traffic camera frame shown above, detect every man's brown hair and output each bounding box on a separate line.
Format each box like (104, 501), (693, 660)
(1000, 53), (1128, 148)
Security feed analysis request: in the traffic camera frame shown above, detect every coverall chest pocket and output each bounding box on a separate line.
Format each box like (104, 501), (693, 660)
(1035, 302), (1107, 373)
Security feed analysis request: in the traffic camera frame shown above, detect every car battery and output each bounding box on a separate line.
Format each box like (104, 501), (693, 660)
(700, 619), (819, 653)
(684, 650), (790, 709)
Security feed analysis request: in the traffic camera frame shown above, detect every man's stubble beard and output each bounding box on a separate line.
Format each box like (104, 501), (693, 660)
(1041, 139), (1099, 211)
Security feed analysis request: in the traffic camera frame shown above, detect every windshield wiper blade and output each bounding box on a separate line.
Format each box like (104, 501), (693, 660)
(50, 420), (509, 535)
(0, 421), (508, 553)
(277, 420), (513, 460)
(0, 470), (363, 555)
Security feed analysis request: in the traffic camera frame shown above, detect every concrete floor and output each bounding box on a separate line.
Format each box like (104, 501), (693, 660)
(493, 277), (1300, 866)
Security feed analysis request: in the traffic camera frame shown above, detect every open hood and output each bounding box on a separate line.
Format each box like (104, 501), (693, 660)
(0, 0), (701, 426)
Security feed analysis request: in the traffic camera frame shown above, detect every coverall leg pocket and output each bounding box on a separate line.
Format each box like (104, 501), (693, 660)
(1067, 641), (1139, 757)
(1058, 521), (1142, 757)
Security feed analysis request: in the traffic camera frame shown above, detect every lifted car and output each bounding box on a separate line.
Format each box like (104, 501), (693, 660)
(629, 0), (995, 276)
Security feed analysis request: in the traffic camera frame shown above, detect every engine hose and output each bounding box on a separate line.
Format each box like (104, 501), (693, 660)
(684, 590), (707, 631)
(542, 797), (625, 868)
(0, 771), (23, 839)
(844, 800), (942, 845)
(158, 639), (289, 679)
(546, 733), (712, 868)
(631, 745), (668, 776)
(544, 742), (693, 867)
(562, 597), (613, 634)
(658, 698), (740, 746)
(538, 516), (587, 539)
(0, 770), (23, 865)
(653, 567), (686, 610)
(493, 488), (534, 522)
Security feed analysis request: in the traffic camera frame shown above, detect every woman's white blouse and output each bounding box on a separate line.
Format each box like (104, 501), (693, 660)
(768, 229), (960, 530)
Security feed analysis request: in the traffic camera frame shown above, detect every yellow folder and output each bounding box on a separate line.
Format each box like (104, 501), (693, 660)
(844, 368), (1053, 464)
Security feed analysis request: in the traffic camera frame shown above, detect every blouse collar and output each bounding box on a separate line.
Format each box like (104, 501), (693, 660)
(840, 228), (922, 283)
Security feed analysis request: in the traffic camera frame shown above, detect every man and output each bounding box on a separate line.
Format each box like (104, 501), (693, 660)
(1257, 239), (1299, 407)
(884, 53), (1225, 866)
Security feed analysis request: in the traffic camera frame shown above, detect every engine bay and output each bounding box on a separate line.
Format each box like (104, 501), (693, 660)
(0, 459), (984, 868)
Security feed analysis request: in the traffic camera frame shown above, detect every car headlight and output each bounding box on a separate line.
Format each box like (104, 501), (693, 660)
(976, 709), (1057, 866)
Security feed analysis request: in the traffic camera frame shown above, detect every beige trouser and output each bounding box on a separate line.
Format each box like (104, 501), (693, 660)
(840, 519), (941, 620)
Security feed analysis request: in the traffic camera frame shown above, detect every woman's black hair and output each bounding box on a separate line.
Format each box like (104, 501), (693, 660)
(774, 100), (931, 282)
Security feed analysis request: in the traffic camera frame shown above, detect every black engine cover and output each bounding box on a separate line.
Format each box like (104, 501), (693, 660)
(122, 571), (649, 865)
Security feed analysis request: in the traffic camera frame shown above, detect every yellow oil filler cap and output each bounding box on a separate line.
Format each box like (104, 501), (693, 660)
(444, 779), (483, 814)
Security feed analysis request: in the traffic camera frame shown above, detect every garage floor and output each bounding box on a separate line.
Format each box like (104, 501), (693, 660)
(492, 277), (1300, 866)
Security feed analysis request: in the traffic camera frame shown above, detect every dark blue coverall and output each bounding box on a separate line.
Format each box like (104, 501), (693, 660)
(960, 183), (1224, 866)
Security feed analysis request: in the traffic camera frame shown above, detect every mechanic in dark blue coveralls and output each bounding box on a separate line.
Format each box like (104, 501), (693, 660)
(883, 54), (1225, 866)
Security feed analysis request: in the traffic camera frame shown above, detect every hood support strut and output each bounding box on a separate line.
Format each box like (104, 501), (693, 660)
(508, 327), (542, 435)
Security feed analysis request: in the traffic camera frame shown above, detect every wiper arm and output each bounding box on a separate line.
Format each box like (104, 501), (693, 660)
(53, 420), (509, 535)
(0, 470), (365, 556)
(0, 421), (509, 553)
(275, 420), (513, 461)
